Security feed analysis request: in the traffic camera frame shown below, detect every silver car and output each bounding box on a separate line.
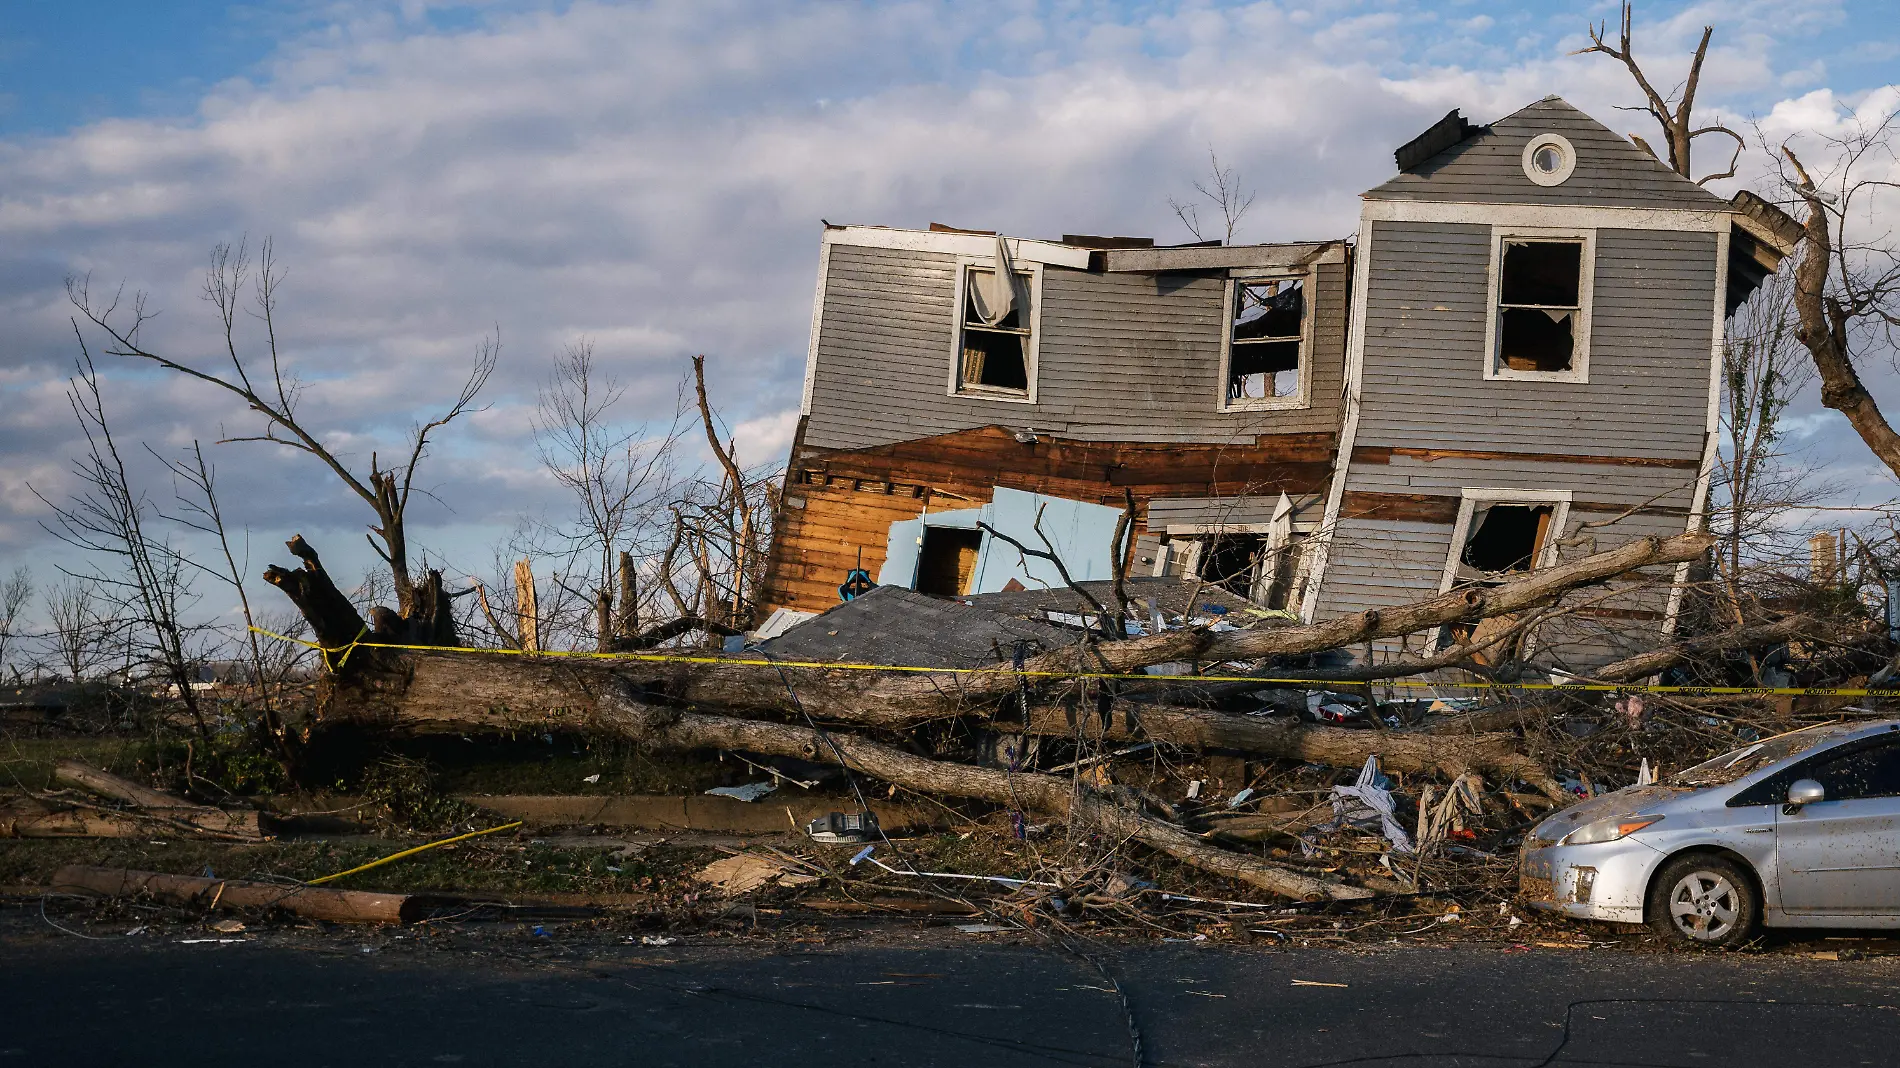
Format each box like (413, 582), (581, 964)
(1520, 719), (1900, 946)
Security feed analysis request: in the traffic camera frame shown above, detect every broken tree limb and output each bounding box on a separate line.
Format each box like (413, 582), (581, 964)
(263, 535), (370, 669)
(1593, 615), (1822, 684)
(1007, 702), (1570, 805)
(51, 865), (412, 923)
(51, 761), (264, 840)
(639, 711), (1371, 900)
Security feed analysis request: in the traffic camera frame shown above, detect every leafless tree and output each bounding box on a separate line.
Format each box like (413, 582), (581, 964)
(1777, 114), (1900, 482)
(153, 440), (294, 757)
(1581, 5), (1900, 492)
(1574, 2), (1743, 183)
(1169, 148), (1256, 244)
(33, 348), (209, 737)
(0, 566), (31, 680)
(650, 356), (779, 642)
(531, 339), (684, 650)
(1711, 273), (1832, 621)
(66, 239), (494, 638)
(42, 578), (112, 683)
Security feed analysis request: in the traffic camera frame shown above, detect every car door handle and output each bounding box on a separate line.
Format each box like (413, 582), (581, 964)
(1744, 827), (1773, 833)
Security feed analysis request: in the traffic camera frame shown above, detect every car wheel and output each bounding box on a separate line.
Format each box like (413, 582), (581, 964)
(1647, 853), (1759, 948)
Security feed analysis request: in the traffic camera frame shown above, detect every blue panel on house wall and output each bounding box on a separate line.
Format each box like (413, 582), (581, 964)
(878, 518), (923, 587)
(922, 507), (983, 529)
(969, 487), (1124, 593)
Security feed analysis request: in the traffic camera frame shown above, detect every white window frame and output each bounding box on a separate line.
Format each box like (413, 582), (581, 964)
(1482, 227), (1595, 384)
(1437, 487), (1573, 594)
(1218, 270), (1313, 412)
(948, 257), (1043, 404)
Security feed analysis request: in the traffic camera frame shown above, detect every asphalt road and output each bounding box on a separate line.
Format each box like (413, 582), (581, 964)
(7, 918), (1900, 1068)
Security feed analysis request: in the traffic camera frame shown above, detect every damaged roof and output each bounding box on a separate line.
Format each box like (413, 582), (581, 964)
(757, 584), (1076, 668)
(1367, 96), (1729, 211)
(961, 577), (1284, 624)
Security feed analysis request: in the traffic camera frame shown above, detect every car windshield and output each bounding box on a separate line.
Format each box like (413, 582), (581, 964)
(1672, 728), (1847, 787)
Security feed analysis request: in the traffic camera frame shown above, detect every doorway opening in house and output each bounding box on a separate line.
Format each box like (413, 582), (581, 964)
(915, 527), (983, 597)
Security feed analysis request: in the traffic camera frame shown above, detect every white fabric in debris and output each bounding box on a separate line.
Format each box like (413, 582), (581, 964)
(1330, 755), (1414, 854)
(968, 234), (1018, 325)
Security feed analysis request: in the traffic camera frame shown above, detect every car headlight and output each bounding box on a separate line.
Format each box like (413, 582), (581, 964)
(1560, 815), (1663, 846)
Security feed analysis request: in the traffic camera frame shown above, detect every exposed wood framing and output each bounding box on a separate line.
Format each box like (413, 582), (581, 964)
(759, 425), (1340, 614)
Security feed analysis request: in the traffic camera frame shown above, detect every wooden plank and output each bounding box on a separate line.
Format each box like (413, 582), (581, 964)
(1353, 446), (1701, 469)
(1339, 491), (1461, 524)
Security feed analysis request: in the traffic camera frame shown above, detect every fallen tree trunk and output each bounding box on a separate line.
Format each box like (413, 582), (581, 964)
(53, 761), (263, 840)
(293, 532), (1712, 730)
(640, 711), (1371, 900)
(0, 799), (155, 838)
(51, 865), (414, 923)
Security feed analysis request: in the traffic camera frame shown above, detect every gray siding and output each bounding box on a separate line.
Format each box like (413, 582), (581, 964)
(1147, 494), (1323, 528)
(1367, 97), (1726, 211)
(1354, 223), (1717, 459)
(1317, 518), (1457, 619)
(1346, 455), (1699, 512)
(1309, 211), (1719, 670)
(802, 244), (1349, 450)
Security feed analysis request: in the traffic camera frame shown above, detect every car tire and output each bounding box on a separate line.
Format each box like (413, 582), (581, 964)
(1646, 853), (1759, 948)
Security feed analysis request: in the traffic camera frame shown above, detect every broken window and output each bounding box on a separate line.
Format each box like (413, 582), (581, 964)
(1168, 532), (1309, 609)
(1226, 278), (1304, 404)
(915, 527), (982, 597)
(1457, 503), (1554, 580)
(1495, 240), (1583, 374)
(958, 267), (1033, 396)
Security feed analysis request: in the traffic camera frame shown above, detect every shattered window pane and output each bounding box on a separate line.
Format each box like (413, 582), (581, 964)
(958, 267), (1032, 396)
(1496, 240), (1582, 374)
(1229, 279), (1303, 403)
(1459, 503), (1554, 576)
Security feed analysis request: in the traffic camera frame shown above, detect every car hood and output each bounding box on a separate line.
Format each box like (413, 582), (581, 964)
(1532, 785), (1695, 843)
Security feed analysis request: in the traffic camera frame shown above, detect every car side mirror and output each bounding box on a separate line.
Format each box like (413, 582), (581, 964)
(1785, 778), (1826, 812)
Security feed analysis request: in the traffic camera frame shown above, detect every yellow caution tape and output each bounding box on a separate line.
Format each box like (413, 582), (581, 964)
(306, 820), (523, 887)
(247, 625), (1887, 697)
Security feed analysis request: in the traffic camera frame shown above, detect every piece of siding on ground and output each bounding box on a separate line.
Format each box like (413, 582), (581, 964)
(758, 585), (1075, 669)
(1366, 96), (1727, 211)
(802, 245), (1350, 450)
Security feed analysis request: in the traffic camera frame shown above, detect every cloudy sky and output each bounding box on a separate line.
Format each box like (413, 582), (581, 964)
(1, 0), (1896, 619)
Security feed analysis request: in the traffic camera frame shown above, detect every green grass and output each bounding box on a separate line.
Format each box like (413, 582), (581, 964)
(1, 833), (718, 898)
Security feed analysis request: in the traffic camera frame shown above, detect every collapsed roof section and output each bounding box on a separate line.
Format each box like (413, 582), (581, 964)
(822, 222), (1345, 276)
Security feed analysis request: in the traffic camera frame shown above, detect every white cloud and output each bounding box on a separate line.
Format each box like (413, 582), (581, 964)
(0, 0), (1892, 596)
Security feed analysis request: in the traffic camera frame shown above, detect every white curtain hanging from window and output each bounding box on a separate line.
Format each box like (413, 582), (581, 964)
(967, 235), (1019, 326)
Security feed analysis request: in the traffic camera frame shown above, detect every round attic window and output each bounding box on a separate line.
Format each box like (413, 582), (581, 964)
(1522, 133), (1576, 186)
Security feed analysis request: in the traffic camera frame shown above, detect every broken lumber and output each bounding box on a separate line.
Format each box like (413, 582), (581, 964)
(53, 760), (263, 840)
(51, 865), (412, 924)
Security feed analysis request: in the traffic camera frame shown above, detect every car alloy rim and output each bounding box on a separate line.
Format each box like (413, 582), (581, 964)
(1667, 871), (1739, 940)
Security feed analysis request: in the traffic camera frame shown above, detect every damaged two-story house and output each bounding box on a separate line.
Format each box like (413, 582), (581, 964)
(758, 96), (1801, 671)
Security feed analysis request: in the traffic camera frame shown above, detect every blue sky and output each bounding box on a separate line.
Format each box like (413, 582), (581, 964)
(0, 0), (1895, 631)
